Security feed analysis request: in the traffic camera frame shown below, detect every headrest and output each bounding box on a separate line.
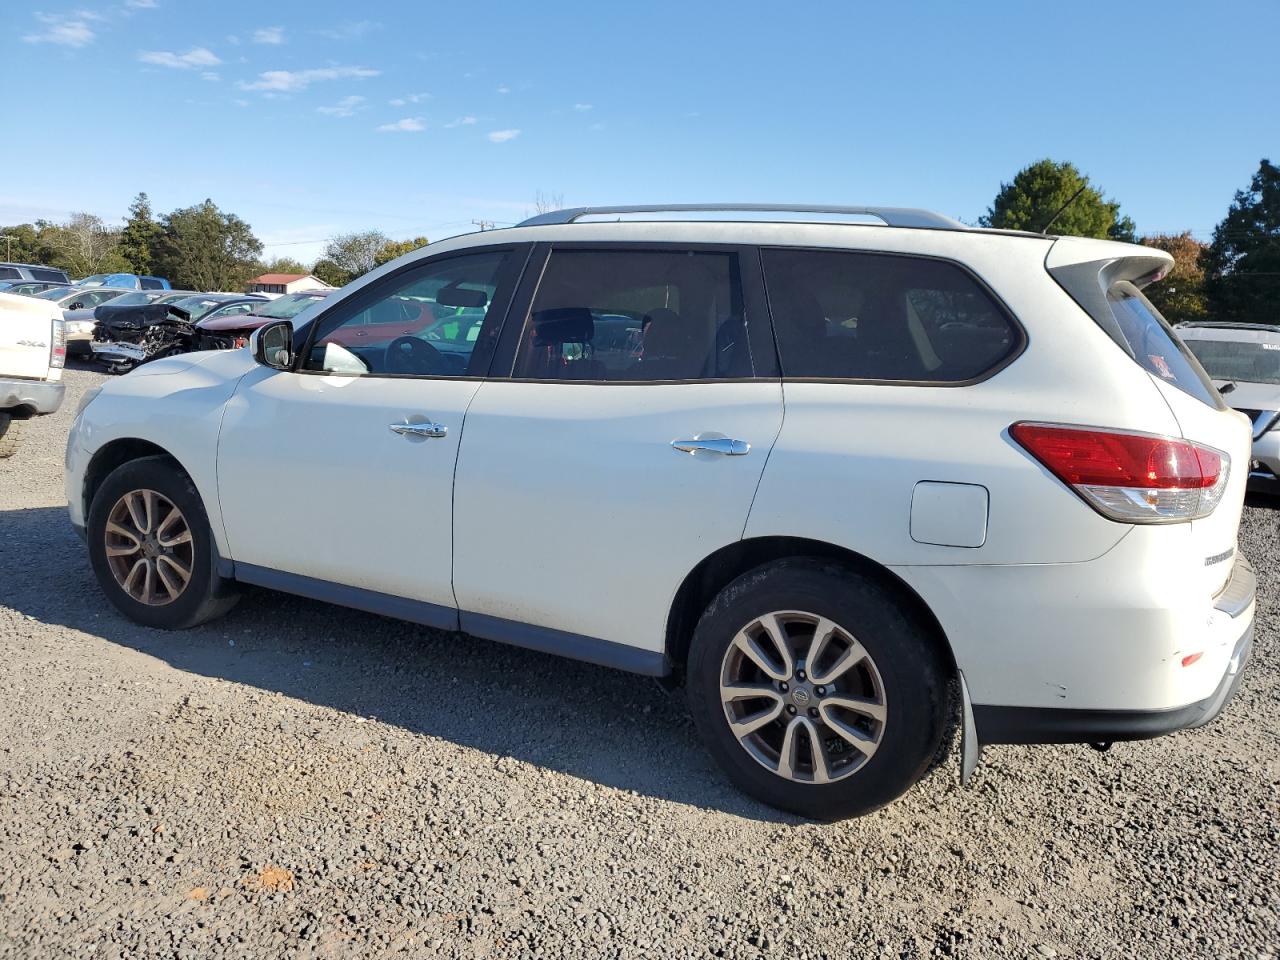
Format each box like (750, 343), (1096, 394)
(643, 308), (686, 356)
(532, 307), (594, 346)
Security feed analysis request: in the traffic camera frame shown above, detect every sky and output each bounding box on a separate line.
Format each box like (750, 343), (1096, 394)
(2, 0), (1277, 266)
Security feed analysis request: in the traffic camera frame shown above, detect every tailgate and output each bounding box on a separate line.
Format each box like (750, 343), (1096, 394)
(0, 293), (57, 380)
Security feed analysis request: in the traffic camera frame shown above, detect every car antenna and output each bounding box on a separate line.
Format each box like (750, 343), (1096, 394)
(1040, 184), (1088, 235)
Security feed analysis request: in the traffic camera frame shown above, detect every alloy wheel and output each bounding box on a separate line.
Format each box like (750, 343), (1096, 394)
(103, 489), (194, 606)
(719, 610), (887, 784)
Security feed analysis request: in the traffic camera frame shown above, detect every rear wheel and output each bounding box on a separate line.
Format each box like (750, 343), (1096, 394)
(686, 559), (949, 820)
(0, 414), (24, 459)
(87, 456), (238, 629)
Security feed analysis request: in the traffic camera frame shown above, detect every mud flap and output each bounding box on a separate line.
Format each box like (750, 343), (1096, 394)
(959, 671), (981, 784)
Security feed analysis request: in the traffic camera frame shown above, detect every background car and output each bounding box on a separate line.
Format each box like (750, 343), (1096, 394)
(76, 273), (172, 290)
(33, 286), (132, 354)
(1177, 320), (1280, 493)
(0, 280), (72, 296)
(61, 290), (197, 355)
(0, 262), (70, 285)
(196, 290), (336, 347)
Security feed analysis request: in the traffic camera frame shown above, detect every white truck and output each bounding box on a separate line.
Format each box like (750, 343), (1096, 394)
(0, 291), (66, 457)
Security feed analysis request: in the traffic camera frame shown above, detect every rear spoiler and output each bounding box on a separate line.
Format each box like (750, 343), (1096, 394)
(1045, 237), (1174, 354)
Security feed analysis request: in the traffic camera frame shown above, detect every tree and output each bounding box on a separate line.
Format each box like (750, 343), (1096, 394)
(319, 230), (391, 285)
(153, 200), (263, 291)
(118, 192), (162, 275)
(373, 236), (429, 268)
(310, 259), (348, 287)
(0, 223), (42, 264)
(1138, 232), (1209, 324)
(1202, 158), (1280, 325)
(39, 213), (129, 278)
(258, 256), (311, 276)
(980, 159), (1135, 241)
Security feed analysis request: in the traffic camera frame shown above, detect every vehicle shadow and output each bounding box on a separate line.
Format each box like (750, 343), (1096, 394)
(0, 505), (791, 823)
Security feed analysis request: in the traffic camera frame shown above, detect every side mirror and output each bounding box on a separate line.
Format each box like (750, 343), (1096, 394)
(251, 320), (294, 370)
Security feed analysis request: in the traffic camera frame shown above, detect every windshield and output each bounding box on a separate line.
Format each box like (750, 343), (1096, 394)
(78, 274), (108, 286)
(252, 293), (328, 319)
(169, 296), (235, 320)
(34, 286), (74, 300)
(1184, 336), (1280, 386)
(102, 291), (156, 307)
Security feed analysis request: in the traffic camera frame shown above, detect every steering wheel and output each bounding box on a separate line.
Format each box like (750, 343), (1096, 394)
(385, 336), (444, 375)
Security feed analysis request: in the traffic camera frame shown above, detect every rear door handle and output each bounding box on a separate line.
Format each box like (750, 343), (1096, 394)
(390, 421), (448, 439)
(671, 437), (751, 456)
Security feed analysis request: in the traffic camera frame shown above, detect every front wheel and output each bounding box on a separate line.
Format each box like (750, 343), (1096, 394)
(686, 559), (950, 820)
(0, 413), (25, 459)
(87, 456), (239, 629)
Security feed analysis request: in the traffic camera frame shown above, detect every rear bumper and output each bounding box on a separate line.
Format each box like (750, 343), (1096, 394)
(974, 620), (1253, 743)
(973, 556), (1256, 744)
(0, 377), (65, 416)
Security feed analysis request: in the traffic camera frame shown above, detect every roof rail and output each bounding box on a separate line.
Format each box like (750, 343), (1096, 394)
(516, 203), (966, 230)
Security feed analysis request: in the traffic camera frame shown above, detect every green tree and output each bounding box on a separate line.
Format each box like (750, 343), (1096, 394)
(118, 192), (163, 275)
(1138, 232), (1209, 324)
(980, 159), (1135, 241)
(1202, 158), (1280, 325)
(373, 235), (429, 267)
(153, 200), (263, 291)
(319, 230), (391, 285)
(257, 256), (311, 276)
(0, 223), (42, 264)
(310, 258), (348, 287)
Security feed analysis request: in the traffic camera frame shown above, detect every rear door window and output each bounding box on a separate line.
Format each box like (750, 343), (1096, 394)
(761, 248), (1021, 382)
(1106, 282), (1218, 406)
(511, 249), (752, 381)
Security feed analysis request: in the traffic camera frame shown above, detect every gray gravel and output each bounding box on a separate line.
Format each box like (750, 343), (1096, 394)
(1, 366), (1277, 960)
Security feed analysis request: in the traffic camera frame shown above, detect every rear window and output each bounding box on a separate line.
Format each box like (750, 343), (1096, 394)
(761, 249), (1021, 381)
(1182, 336), (1280, 386)
(31, 268), (67, 283)
(1106, 282), (1218, 406)
(139, 277), (165, 290)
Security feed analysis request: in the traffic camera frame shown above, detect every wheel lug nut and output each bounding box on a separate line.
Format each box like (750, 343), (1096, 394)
(797, 670), (806, 681)
(815, 686), (826, 697)
(809, 707), (819, 718)
(779, 682), (788, 692)
(786, 705), (797, 715)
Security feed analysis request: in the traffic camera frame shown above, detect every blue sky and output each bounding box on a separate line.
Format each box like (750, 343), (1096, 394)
(4, 0), (1277, 265)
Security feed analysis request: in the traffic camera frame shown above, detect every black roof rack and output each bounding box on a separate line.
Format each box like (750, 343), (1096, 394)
(516, 204), (966, 230)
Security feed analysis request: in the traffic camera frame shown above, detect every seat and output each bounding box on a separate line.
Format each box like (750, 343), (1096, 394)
(529, 307), (603, 379)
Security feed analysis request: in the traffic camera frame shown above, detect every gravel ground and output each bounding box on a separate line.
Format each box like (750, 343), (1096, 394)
(1, 366), (1277, 960)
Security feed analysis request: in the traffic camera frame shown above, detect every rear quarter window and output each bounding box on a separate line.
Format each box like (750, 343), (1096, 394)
(0, 267), (20, 280)
(761, 248), (1022, 382)
(31, 269), (67, 283)
(1106, 282), (1218, 407)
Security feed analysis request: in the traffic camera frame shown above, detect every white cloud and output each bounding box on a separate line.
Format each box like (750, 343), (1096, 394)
(573, 103), (593, 112)
(125, 0), (158, 7)
(201, 71), (220, 82)
(138, 47), (223, 69)
(389, 92), (430, 106)
(487, 129), (520, 143)
(22, 13), (97, 47)
(496, 84), (510, 94)
(226, 34), (240, 45)
(316, 21), (381, 40)
(252, 26), (284, 45)
(377, 117), (424, 133)
(233, 98), (250, 107)
(317, 95), (365, 117)
(240, 66), (379, 92)
(444, 116), (477, 128)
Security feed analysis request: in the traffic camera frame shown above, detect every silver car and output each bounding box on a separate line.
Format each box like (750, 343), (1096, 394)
(1178, 321), (1280, 493)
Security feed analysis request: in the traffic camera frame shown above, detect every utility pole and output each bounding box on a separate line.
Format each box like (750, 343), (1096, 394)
(0, 235), (11, 262)
(471, 219), (494, 232)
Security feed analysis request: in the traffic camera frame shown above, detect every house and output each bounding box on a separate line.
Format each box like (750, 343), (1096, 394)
(245, 273), (333, 295)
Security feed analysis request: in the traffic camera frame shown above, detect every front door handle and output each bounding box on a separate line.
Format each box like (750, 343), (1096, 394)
(671, 437), (751, 456)
(390, 420), (448, 439)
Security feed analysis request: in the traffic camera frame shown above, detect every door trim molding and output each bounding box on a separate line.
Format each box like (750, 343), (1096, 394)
(231, 562), (670, 677)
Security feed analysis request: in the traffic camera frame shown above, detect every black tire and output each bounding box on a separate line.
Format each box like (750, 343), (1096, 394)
(87, 456), (239, 629)
(686, 559), (950, 820)
(0, 413), (24, 459)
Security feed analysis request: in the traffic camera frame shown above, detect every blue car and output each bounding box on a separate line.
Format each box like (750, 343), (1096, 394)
(76, 273), (171, 291)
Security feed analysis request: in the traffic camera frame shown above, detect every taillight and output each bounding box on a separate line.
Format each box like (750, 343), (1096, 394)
(50, 319), (66, 369)
(1010, 422), (1229, 523)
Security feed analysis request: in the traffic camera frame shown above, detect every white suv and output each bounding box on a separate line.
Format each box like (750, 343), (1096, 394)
(66, 205), (1256, 819)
